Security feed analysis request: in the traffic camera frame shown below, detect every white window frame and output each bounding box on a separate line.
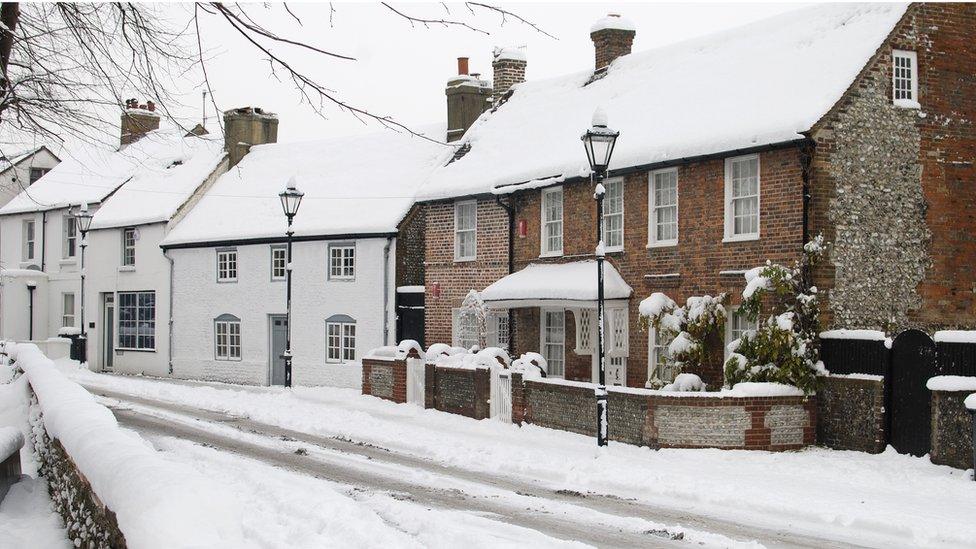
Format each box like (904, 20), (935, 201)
(725, 306), (758, 360)
(61, 293), (75, 328)
(647, 168), (678, 247)
(602, 178), (624, 252)
(454, 200), (477, 261)
(62, 215), (77, 259)
(216, 249), (238, 282)
(117, 291), (155, 351)
(121, 228), (136, 267)
(487, 311), (509, 348)
(540, 309), (566, 378)
(329, 245), (356, 280)
(214, 316), (242, 361)
(723, 154), (761, 242)
(540, 186), (564, 257)
(647, 327), (677, 386)
(892, 49), (919, 108)
(23, 219), (35, 261)
(326, 321), (356, 362)
(270, 245), (286, 281)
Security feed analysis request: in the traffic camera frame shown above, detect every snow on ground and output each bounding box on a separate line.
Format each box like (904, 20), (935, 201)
(68, 366), (976, 549)
(0, 477), (71, 549)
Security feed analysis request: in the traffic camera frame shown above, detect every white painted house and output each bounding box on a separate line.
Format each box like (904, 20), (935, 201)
(161, 126), (448, 388)
(0, 146), (61, 208)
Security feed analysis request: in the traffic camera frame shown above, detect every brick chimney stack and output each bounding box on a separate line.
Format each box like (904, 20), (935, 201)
(120, 98), (161, 148)
(590, 14), (636, 71)
(446, 56), (492, 142)
(492, 47), (527, 104)
(222, 106), (279, 168)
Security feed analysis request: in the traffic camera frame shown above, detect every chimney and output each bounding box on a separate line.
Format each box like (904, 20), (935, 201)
(492, 47), (527, 104)
(446, 56), (492, 142)
(590, 14), (636, 71)
(120, 98), (161, 148)
(222, 106), (279, 168)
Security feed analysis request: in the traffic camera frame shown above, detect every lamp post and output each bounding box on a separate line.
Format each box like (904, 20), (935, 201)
(278, 178), (304, 388)
(74, 204), (94, 360)
(26, 280), (36, 340)
(581, 107), (619, 447)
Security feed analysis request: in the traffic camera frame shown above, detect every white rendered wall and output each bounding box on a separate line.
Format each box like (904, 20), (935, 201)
(85, 223), (171, 376)
(0, 149), (61, 208)
(170, 236), (396, 388)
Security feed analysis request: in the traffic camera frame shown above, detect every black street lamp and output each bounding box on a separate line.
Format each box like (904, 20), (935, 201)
(581, 107), (619, 447)
(74, 204), (94, 356)
(279, 178), (304, 388)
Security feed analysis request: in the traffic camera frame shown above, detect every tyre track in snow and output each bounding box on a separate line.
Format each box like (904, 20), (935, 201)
(85, 383), (862, 549)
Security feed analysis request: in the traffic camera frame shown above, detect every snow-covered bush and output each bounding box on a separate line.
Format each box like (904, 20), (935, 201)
(511, 352), (547, 380)
(395, 340), (424, 359)
(459, 290), (490, 349)
(639, 292), (727, 386)
(425, 343), (467, 362)
(725, 235), (827, 394)
(434, 347), (509, 369)
(660, 373), (706, 392)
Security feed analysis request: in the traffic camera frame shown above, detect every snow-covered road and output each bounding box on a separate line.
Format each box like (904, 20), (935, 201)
(68, 368), (976, 549)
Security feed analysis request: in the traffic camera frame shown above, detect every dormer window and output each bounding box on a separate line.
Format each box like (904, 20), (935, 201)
(892, 50), (919, 108)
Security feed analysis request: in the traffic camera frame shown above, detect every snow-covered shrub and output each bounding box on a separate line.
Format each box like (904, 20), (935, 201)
(511, 352), (547, 379)
(725, 235), (828, 394)
(434, 347), (509, 370)
(660, 373), (706, 392)
(639, 292), (727, 386)
(459, 290), (490, 349)
(395, 340), (424, 359)
(425, 343), (467, 362)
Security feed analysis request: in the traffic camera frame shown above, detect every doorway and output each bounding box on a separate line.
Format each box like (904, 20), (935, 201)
(101, 293), (114, 371)
(269, 314), (288, 386)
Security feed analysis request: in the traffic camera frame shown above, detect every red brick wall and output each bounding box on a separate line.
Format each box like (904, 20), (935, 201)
(361, 357), (406, 403)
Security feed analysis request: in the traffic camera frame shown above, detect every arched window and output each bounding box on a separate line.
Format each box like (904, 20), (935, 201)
(214, 314), (241, 360)
(325, 314), (356, 363)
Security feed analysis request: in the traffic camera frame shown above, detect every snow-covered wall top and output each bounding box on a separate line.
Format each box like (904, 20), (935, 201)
(90, 131), (224, 229)
(819, 329), (888, 341)
(162, 124), (451, 246)
(416, 3), (907, 201)
(933, 330), (976, 344)
(926, 375), (976, 392)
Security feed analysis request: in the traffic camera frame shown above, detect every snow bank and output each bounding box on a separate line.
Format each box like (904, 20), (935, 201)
(926, 375), (976, 392)
(966, 393), (976, 411)
(11, 343), (247, 548)
(660, 373), (705, 393)
(0, 425), (23, 462)
(819, 329), (887, 341)
(933, 330), (976, 344)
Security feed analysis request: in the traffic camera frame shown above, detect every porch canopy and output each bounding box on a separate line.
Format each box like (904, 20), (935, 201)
(480, 260), (632, 309)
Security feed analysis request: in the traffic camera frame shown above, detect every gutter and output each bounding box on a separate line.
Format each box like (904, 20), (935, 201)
(160, 231), (398, 251)
(382, 236), (393, 345)
(164, 248), (175, 375)
(800, 141), (815, 244)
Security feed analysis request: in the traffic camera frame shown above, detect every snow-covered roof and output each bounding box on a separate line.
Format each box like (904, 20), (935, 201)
(162, 125), (450, 247)
(90, 132), (224, 229)
(480, 260), (632, 306)
(418, 3), (907, 201)
(0, 146), (56, 173)
(0, 130), (220, 218)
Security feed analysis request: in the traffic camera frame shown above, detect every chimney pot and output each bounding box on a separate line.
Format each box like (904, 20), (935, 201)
(120, 98), (161, 148)
(457, 57), (469, 75)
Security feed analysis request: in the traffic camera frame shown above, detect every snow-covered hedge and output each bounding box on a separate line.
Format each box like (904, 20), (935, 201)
(11, 343), (246, 548)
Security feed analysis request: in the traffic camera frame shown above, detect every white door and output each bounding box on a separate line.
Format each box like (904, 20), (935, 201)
(608, 356), (627, 386)
(406, 357), (425, 406)
(490, 368), (512, 423)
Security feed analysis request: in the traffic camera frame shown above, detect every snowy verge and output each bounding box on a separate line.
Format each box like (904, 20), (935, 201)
(933, 330), (976, 344)
(10, 343), (249, 549)
(0, 425), (23, 462)
(926, 375), (976, 392)
(819, 329), (887, 341)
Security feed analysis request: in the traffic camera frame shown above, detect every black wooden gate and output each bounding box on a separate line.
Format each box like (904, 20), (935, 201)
(395, 289), (425, 347)
(889, 329), (939, 456)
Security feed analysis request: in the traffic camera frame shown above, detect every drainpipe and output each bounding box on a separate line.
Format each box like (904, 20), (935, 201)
(494, 194), (516, 355)
(800, 141), (815, 245)
(383, 236), (393, 345)
(164, 248), (175, 375)
(40, 211), (46, 271)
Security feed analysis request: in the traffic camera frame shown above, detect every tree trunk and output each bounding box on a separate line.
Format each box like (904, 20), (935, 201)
(0, 2), (20, 120)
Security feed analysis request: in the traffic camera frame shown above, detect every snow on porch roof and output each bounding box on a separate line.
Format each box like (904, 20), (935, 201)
(417, 3), (907, 201)
(480, 261), (632, 307)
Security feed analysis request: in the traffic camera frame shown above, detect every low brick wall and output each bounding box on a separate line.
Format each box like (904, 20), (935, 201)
(816, 375), (886, 453)
(424, 364), (491, 419)
(930, 390), (974, 470)
(512, 376), (816, 451)
(361, 357), (407, 403)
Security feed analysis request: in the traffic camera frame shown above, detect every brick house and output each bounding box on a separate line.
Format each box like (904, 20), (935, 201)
(412, 3), (976, 389)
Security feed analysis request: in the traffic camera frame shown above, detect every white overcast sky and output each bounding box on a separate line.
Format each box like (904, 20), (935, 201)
(9, 2), (815, 151)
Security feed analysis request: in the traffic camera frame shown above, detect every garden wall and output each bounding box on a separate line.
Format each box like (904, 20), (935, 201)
(816, 374), (886, 453)
(361, 357), (407, 404)
(929, 386), (974, 470)
(511, 374), (816, 451)
(424, 363), (490, 419)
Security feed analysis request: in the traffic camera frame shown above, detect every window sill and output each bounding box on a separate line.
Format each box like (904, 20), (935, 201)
(118, 265), (135, 273)
(215, 357), (242, 362)
(271, 277), (285, 282)
(722, 234), (760, 244)
(115, 348), (156, 353)
(893, 99), (920, 109)
(539, 251), (563, 259)
(329, 277), (356, 282)
(59, 259), (77, 266)
(454, 257), (476, 263)
(217, 279), (238, 284)
(603, 247), (624, 254)
(646, 241), (677, 249)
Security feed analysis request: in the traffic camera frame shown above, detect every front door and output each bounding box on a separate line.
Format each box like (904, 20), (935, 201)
(102, 294), (114, 371)
(889, 329), (938, 456)
(269, 315), (288, 386)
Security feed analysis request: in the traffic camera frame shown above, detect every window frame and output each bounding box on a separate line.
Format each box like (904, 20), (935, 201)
(61, 292), (75, 328)
(328, 244), (356, 280)
(452, 307), (480, 350)
(270, 245), (287, 281)
(117, 290), (156, 351)
(540, 308), (566, 378)
(325, 317), (357, 363)
(725, 306), (758, 360)
(62, 215), (77, 259)
(216, 248), (238, 282)
(647, 168), (679, 248)
(29, 167), (49, 185)
(602, 177), (624, 252)
(453, 200), (477, 262)
(540, 186), (564, 257)
(121, 227), (136, 267)
(23, 219), (35, 261)
(214, 314), (242, 361)
(647, 327), (677, 386)
(723, 154), (761, 242)
(892, 49), (919, 108)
